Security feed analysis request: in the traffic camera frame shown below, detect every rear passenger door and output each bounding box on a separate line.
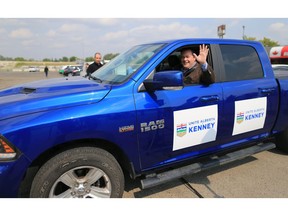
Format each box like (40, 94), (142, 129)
(217, 44), (279, 145)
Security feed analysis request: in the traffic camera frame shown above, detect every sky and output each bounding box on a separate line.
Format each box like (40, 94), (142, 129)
(1, 0), (288, 60)
(1, 18), (288, 60)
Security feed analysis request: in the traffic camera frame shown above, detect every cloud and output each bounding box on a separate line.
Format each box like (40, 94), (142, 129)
(268, 22), (288, 44)
(21, 40), (36, 46)
(269, 22), (287, 32)
(96, 18), (119, 26)
(96, 22), (202, 54)
(9, 28), (33, 38)
(269, 22), (288, 37)
(46, 30), (56, 37)
(102, 30), (129, 41)
(0, 28), (6, 34)
(59, 24), (86, 32)
(130, 22), (200, 42)
(51, 42), (67, 48)
(70, 36), (85, 42)
(158, 22), (199, 37)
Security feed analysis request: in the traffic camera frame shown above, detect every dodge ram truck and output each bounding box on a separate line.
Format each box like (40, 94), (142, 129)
(1, 38), (288, 198)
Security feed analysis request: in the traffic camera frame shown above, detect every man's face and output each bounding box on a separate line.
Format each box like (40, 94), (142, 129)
(181, 50), (196, 69)
(95, 54), (101, 64)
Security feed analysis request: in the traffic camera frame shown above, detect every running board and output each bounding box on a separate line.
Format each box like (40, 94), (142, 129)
(141, 142), (275, 189)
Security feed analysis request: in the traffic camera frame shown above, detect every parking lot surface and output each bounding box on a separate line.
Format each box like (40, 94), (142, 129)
(1, 71), (288, 198)
(123, 149), (288, 198)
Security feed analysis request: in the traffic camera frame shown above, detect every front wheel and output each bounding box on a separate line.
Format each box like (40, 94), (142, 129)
(30, 147), (124, 198)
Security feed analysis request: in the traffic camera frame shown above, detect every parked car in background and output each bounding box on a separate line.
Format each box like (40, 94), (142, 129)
(63, 66), (82, 76)
(76, 65), (83, 72)
(28, 66), (40, 72)
(272, 64), (288, 71)
(58, 65), (70, 74)
(272, 64), (288, 77)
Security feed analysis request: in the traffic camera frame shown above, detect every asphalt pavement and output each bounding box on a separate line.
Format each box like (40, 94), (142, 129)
(123, 148), (288, 198)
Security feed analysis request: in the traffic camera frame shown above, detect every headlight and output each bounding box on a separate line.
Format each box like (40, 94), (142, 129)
(0, 135), (17, 160)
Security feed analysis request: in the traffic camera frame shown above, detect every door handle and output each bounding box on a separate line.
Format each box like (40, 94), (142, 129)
(260, 88), (275, 95)
(200, 95), (220, 102)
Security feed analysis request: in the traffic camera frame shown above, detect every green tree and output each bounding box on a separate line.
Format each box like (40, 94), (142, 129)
(104, 53), (119, 60)
(14, 57), (25, 61)
(69, 56), (77, 62)
(85, 57), (94, 62)
(244, 36), (279, 47)
(259, 37), (279, 47)
(61, 56), (69, 62)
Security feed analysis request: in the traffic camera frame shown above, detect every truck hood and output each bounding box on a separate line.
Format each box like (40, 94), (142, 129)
(0, 77), (111, 120)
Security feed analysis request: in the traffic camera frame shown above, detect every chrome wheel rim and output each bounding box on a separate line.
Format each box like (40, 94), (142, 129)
(49, 166), (112, 198)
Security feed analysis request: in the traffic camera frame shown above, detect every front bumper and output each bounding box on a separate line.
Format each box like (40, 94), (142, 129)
(0, 155), (31, 198)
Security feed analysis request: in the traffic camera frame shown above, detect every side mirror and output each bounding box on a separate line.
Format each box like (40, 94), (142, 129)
(143, 71), (183, 92)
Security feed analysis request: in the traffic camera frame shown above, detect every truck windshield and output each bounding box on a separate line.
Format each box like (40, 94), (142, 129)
(90, 43), (165, 84)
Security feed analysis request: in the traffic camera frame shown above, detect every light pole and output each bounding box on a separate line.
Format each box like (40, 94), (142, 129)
(242, 25), (245, 40)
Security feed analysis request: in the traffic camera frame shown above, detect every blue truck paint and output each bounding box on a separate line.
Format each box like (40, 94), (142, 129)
(0, 38), (287, 198)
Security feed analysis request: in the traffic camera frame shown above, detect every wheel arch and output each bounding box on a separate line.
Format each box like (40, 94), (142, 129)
(19, 138), (135, 197)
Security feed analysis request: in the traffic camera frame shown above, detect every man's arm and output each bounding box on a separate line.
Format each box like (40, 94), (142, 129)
(201, 64), (216, 84)
(196, 44), (215, 85)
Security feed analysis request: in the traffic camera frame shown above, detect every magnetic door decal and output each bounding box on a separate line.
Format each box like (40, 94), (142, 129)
(173, 105), (218, 151)
(232, 97), (267, 136)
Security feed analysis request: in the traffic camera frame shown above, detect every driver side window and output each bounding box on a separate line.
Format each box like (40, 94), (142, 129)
(156, 51), (182, 72)
(155, 44), (214, 85)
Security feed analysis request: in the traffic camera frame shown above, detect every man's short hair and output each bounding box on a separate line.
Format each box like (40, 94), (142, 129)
(94, 52), (101, 57)
(181, 48), (198, 56)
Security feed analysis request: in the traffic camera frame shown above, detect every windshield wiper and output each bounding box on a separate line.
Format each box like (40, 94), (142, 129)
(89, 75), (103, 83)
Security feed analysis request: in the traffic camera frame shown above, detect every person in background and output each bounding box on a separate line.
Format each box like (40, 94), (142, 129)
(86, 52), (103, 77)
(44, 65), (49, 78)
(181, 44), (215, 85)
(85, 62), (90, 70)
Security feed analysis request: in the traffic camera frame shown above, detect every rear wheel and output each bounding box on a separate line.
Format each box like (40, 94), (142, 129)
(275, 129), (288, 153)
(30, 147), (124, 198)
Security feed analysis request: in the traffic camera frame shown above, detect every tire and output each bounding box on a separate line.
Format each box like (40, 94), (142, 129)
(275, 129), (288, 153)
(30, 147), (124, 198)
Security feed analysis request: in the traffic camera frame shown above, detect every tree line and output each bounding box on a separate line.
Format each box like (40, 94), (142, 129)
(243, 36), (279, 47)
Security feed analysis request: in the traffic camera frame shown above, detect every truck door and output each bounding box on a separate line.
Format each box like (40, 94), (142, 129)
(217, 44), (279, 146)
(134, 45), (224, 171)
(135, 83), (223, 170)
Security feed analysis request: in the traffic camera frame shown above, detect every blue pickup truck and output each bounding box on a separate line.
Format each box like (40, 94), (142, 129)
(1, 38), (288, 198)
